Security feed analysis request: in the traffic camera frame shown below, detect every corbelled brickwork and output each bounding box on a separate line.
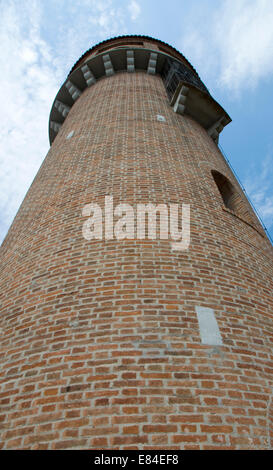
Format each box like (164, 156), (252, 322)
(0, 37), (273, 450)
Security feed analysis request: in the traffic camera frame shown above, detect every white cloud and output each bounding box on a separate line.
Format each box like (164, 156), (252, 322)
(1, 0), (272, 245)
(0, 0), (60, 243)
(243, 153), (273, 229)
(128, 0), (141, 21)
(0, 0), (131, 244)
(180, 0), (273, 92)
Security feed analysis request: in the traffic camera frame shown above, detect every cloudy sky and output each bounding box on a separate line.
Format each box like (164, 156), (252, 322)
(1, 0), (273, 243)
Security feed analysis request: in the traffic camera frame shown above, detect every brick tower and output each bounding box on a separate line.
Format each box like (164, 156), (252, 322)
(0, 36), (273, 450)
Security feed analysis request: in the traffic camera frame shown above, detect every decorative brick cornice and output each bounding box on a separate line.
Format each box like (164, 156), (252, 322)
(68, 35), (198, 76)
(49, 45), (231, 146)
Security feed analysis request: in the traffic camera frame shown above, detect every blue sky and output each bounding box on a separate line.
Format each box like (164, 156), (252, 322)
(1, 0), (273, 243)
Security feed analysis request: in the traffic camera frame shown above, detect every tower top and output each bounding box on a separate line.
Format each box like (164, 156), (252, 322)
(68, 35), (199, 76)
(49, 35), (231, 145)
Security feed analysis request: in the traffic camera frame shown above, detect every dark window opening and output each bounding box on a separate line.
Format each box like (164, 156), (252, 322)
(161, 58), (210, 100)
(211, 170), (235, 210)
(211, 170), (258, 227)
(96, 41), (144, 54)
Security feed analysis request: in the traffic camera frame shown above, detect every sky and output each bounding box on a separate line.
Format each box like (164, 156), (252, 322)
(0, 0), (273, 243)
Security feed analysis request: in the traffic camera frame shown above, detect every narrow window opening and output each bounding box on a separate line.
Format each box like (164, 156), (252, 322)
(211, 170), (235, 211)
(211, 170), (258, 228)
(96, 41), (144, 54)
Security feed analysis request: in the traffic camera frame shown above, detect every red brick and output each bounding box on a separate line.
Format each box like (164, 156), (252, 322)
(0, 34), (272, 452)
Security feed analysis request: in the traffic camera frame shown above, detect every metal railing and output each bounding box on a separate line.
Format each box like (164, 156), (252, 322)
(219, 143), (273, 246)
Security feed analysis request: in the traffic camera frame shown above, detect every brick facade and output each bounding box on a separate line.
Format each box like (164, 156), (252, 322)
(0, 37), (273, 450)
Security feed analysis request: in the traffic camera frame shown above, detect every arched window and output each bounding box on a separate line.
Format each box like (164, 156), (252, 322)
(211, 170), (235, 211)
(211, 170), (257, 227)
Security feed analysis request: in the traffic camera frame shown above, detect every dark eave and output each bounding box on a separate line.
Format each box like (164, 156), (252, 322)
(49, 45), (231, 146)
(68, 35), (199, 78)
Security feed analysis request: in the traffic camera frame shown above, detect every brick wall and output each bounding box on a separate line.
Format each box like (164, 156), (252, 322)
(0, 46), (273, 449)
